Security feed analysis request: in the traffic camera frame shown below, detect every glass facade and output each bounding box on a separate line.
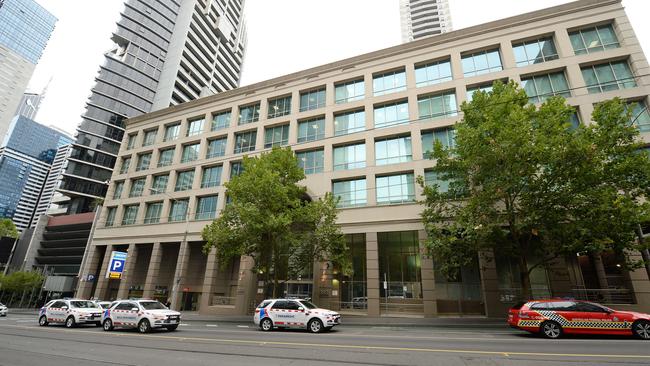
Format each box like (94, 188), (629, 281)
(234, 130), (257, 153)
(461, 49), (502, 77)
(105, 207), (116, 227)
(581, 61), (636, 94)
(268, 96), (292, 119)
(201, 166), (222, 188)
(136, 153), (151, 171)
(297, 117), (325, 142)
(300, 88), (326, 111)
(164, 123), (180, 142)
(375, 136), (412, 165)
(169, 199), (189, 222)
(264, 124), (289, 148)
(421, 128), (456, 157)
(466, 83), (494, 103)
(129, 178), (146, 198)
(127, 133), (137, 150)
(230, 161), (244, 178)
(3, 116), (72, 164)
(175, 170), (194, 191)
(181, 143), (200, 163)
(417, 91), (457, 120)
(340, 234), (367, 310)
(333, 143), (366, 170)
(512, 37), (558, 66)
(333, 178), (367, 207)
(144, 202), (163, 224)
(521, 72), (570, 103)
(378, 231), (422, 304)
(569, 24), (619, 55)
(376, 173), (416, 204)
(151, 174), (168, 194)
(195, 195), (218, 220)
(335, 79), (365, 103)
(334, 110), (365, 136)
(374, 101), (409, 128)
(415, 59), (452, 87)
(119, 157), (131, 174)
(142, 129), (157, 146)
(212, 110), (231, 131)
(186, 118), (204, 137)
(296, 149), (324, 175)
(239, 103), (260, 124)
(424, 170), (450, 193)
(373, 70), (407, 96)
(0, 0), (56, 63)
(628, 101), (650, 133)
(157, 147), (174, 167)
(113, 181), (124, 199)
(207, 137), (227, 158)
(121, 205), (139, 225)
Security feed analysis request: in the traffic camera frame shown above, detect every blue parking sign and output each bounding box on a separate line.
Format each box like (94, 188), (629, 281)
(106, 251), (128, 279)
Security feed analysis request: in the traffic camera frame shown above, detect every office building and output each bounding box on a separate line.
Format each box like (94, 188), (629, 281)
(58, 0), (247, 215)
(0, 0), (56, 140)
(14, 92), (45, 120)
(77, 0), (650, 316)
(400, 0), (452, 43)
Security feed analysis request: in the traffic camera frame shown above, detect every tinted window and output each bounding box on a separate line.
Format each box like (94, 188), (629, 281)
(70, 301), (99, 308)
(529, 302), (549, 310)
(547, 301), (576, 311)
(285, 301), (301, 310)
(271, 301), (287, 310)
(115, 302), (135, 311)
(140, 301), (166, 310)
(257, 301), (272, 309)
(299, 300), (317, 310)
(51, 301), (66, 308)
(572, 302), (608, 312)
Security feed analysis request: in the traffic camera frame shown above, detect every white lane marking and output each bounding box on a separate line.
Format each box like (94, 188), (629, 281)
(237, 325), (249, 328)
(206, 324), (217, 327)
(180, 323), (189, 326)
(15, 320), (35, 323)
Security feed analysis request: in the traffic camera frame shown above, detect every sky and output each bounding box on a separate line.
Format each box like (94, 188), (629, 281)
(27, 0), (650, 135)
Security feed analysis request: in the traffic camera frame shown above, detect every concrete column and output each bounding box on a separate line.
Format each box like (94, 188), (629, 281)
(76, 245), (101, 299)
(366, 232), (380, 316)
(93, 245), (114, 300)
(171, 240), (191, 310)
(199, 247), (219, 312)
(478, 250), (503, 318)
(592, 254), (610, 290)
(627, 252), (650, 312)
(419, 230), (437, 317)
(142, 242), (162, 298)
(116, 243), (138, 299)
(546, 256), (572, 298)
(233, 256), (257, 315)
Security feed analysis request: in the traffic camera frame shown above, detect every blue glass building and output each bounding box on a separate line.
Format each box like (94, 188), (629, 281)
(0, 0), (57, 64)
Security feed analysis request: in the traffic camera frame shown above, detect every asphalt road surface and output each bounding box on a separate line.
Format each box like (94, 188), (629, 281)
(1, 314), (649, 365)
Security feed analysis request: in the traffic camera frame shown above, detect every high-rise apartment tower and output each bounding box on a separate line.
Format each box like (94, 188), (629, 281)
(400, 0), (452, 43)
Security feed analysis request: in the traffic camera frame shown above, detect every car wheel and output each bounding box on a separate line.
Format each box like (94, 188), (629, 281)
(165, 325), (178, 331)
(540, 321), (562, 339)
(103, 319), (114, 331)
(260, 318), (273, 331)
(38, 315), (48, 326)
(308, 318), (323, 334)
(633, 320), (650, 340)
(65, 316), (76, 328)
(138, 319), (151, 334)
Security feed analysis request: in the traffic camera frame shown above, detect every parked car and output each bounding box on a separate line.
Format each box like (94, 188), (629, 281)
(0, 303), (7, 317)
(254, 298), (341, 333)
(102, 299), (181, 333)
(38, 299), (102, 328)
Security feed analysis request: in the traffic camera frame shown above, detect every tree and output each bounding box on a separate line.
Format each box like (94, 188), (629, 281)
(419, 80), (650, 299)
(0, 219), (18, 239)
(202, 147), (348, 297)
(0, 271), (44, 293)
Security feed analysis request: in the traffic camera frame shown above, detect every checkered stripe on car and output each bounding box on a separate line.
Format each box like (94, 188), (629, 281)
(517, 320), (542, 327)
(536, 311), (570, 326)
(566, 320), (630, 329)
(526, 311), (631, 329)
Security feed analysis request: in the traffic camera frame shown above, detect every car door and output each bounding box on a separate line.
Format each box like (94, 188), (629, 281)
(285, 300), (307, 327)
(48, 301), (66, 322)
(123, 302), (140, 326)
(270, 300), (289, 326)
(572, 302), (622, 335)
(113, 302), (133, 325)
(545, 301), (576, 334)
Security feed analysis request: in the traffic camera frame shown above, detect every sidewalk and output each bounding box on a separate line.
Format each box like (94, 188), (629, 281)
(9, 308), (506, 328)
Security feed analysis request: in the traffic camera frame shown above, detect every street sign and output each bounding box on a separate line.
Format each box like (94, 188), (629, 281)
(105, 251), (128, 279)
(86, 274), (95, 281)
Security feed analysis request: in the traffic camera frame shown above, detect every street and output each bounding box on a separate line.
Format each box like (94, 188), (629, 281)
(1, 314), (649, 365)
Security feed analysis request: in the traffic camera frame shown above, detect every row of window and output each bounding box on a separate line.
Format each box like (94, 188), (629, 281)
(105, 194), (219, 226)
(124, 23), (625, 151)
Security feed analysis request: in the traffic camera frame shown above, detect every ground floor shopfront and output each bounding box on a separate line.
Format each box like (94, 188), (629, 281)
(76, 224), (650, 317)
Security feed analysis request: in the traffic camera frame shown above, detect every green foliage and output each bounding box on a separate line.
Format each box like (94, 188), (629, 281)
(0, 271), (44, 292)
(420, 80), (650, 298)
(202, 147), (348, 296)
(0, 219), (18, 239)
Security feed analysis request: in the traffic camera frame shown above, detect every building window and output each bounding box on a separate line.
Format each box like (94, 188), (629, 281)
(374, 101), (409, 128)
(268, 95), (292, 119)
(212, 110), (231, 131)
(201, 165), (222, 188)
(122, 205), (139, 225)
(113, 181), (124, 199)
(296, 149), (324, 175)
(207, 137), (227, 158)
(333, 178), (367, 207)
(569, 24), (619, 55)
(333, 142), (366, 170)
(300, 88), (326, 111)
(264, 124), (289, 148)
(424, 170), (450, 193)
(521, 71), (570, 103)
(181, 143), (200, 163)
(375, 135), (412, 165)
(136, 153), (151, 171)
(415, 59), (452, 87)
(376, 173), (415, 205)
(105, 207), (116, 227)
(169, 199), (189, 222)
(239, 103), (260, 124)
(129, 178), (146, 198)
(418, 91), (457, 120)
(175, 170), (194, 191)
(126, 133), (137, 150)
(335, 78), (365, 104)
(195, 195), (218, 220)
(461, 48), (502, 77)
(164, 123), (180, 141)
(142, 129), (157, 146)
(512, 37), (558, 67)
(234, 130), (257, 153)
(421, 128), (456, 157)
(628, 100), (650, 133)
(157, 147), (175, 167)
(144, 202), (163, 224)
(119, 157), (131, 174)
(187, 118), (204, 137)
(151, 174), (168, 194)
(230, 161), (244, 178)
(334, 109), (365, 136)
(298, 117), (325, 142)
(581, 61), (636, 94)
(466, 83), (494, 103)
(373, 69), (407, 96)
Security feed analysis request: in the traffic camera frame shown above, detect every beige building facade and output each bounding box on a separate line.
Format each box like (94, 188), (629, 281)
(77, 0), (650, 317)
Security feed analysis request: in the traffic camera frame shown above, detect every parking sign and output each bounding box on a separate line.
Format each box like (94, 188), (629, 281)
(106, 251), (128, 279)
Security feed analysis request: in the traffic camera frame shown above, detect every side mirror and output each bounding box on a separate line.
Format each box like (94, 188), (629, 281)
(131, 307), (139, 311)
(61, 305), (68, 310)
(298, 306), (304, 312)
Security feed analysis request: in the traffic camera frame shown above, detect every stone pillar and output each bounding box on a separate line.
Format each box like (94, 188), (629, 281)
(627, 252), (650, 312)
(76, 245), (102, 299)
(142, 242), (162, 299)
(419, 230), (437, 317)
(93, 245), (114, 300)
(546, 257), (572, 298)
(233, 256), (257, 315)
(171, 240), (191, 310)
(478, 250), (503, 318)
(366, 232), (380, 316)
(199, 247), (219, 313)
(116, 244), (138, 299)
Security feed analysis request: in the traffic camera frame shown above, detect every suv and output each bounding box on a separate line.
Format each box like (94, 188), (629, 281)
(38, 299), (103, 328)
(102, 299), (181, 333)
(0, 302), (7, 317)
(253, 298), (341, 333)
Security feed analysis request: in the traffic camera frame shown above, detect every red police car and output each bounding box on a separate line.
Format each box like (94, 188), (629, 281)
(508, 299), (650, 339)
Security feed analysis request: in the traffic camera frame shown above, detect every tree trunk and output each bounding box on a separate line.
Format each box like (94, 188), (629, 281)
(518, 255), (532, 301)
(635, 224), (650, 281)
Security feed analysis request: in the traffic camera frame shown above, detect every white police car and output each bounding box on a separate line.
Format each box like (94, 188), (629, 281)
(254, 299), (341, 333)
(102, 299), (181, 333)
(0, 302), (7, 317)
(38, 299), (103, 328)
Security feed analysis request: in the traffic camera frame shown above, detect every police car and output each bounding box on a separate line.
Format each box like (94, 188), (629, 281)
(508, 299), (650, 339)
(38, 299), (103, 328)
(254, 299), (341, 333)
(102, 299), (181, 333)
(0, 302), (7, 317)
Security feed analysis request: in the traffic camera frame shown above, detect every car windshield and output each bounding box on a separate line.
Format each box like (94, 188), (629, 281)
(139, 301), (166, 310)
(299, 300), (318, 309)
(70, 301), (99, 309)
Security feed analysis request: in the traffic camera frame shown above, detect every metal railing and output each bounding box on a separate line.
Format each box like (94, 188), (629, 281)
(570, 288), (635, 304)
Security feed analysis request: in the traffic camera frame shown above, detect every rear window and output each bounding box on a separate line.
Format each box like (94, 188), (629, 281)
(257, 301), (272, 309)
(70, 301), (99, 309)
(529, 302), (549, 310)
(510, 301), (526, 310)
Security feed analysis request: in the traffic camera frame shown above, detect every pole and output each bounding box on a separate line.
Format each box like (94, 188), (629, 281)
(3, 236), (19, 275)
